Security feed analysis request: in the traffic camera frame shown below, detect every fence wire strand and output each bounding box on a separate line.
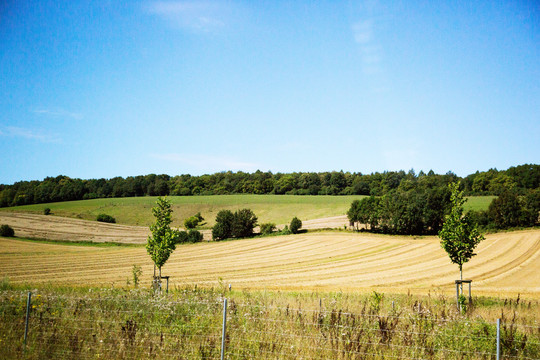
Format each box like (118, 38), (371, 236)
(2, 291), (539, 360)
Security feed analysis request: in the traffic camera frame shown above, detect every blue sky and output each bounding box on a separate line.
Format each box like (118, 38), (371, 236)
(1, 1), (538, 184)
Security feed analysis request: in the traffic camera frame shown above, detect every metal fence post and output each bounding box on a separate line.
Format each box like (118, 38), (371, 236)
(455, 281), (460, 310)
(496, 318), (501, 360)
(221, 298), (228, 360)
(24, 292), (32, 346)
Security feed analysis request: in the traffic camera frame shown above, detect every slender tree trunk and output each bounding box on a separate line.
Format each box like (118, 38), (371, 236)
(460, 265), (463, 293)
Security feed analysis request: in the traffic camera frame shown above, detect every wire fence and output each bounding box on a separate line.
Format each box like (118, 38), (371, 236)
(0, 290), (539, 359)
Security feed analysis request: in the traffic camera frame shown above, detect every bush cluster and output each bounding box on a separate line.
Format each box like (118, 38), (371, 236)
(0, 224), (14, 237)
(184, 212), (205, 229)
(260, 223), (276, 235)
(212, 209), (258, 241)
(96, 214), (116, 223)
(177, 229), (204, 244)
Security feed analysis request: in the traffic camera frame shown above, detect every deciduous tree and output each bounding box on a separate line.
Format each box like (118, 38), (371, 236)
(146, 197), (180, 278)
(439, 182), (484, 282)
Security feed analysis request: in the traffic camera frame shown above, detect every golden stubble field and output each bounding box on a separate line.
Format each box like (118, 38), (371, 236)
(1, 224), (539, 297)
(0, 212), (350, 242)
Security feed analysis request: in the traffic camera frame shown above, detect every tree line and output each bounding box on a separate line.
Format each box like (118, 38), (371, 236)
(0, 164), (538, 208)
(347, 181), (539, 236)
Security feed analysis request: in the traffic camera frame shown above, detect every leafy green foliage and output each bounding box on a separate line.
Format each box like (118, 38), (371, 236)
(212, 210), (234, 240)
(232, 208), (258, 238)
(184, 212), (205, 229)
(487, 190), (539, 229)
(347, 182), (450, 235)
(260, 223), (276, 235)
(146, 197), (180, 270)
(347, 196), (382, 231)
(175, 229), (203, 243)
(212, 208), (258, 240)
(132, 264), (142, 287)
(468, 189), (539, 230)
(187, 229), (203, 243)
(0, 224), (14, 237)
(289, 217), (302, 234)
(488, 191), (522, 228)
(0, 165), (537, 208)
(96, 213), (116, 223)
(439, 182), (484, 279)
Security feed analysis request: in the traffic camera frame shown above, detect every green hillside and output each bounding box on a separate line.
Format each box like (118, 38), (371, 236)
(1, 195), (494, 228)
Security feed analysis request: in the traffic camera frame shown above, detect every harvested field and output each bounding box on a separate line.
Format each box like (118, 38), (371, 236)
(1, 229), (539, 297)
(0, 212), (350, 243)
(0, 212), (150, 244)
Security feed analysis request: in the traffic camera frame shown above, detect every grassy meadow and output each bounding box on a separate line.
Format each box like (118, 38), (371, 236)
(1, 283), (538, 359)
(1, 195), (495, 228)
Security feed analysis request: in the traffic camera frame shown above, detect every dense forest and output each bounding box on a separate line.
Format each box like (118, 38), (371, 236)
(0, 164), (538, 208)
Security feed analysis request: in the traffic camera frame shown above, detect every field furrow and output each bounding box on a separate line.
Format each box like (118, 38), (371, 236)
(1, 229), (539, 296)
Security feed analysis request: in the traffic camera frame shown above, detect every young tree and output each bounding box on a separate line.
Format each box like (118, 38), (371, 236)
(439, 182), (484, 282)
(146, 197), (180, 279)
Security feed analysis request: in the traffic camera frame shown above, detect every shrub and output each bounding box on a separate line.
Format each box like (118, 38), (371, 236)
(176, 231), (189, 244)
(212, 209), (258, 240)
(43, 208), (51, 215)
(184, 212), (205, 229)
(0, 224), (15, 237)
(212, 210), (234, 241)
(96, 214), (116, 223)
(260, 223), (276, 235)
(184, 216), (199, 229)
(187, 229), (203, 243)
(467, 210), (490, 228)
(132, 265), (142, 288)
(290, 217), (302, 234)
(232, 209), (258, 238)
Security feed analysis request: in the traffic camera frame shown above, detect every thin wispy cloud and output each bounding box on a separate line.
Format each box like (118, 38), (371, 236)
(352, 19), (383, 76)
(151, 153), (260, 172)
(352, 19), (373, 44)
(145, 1), (229, 33)
(31, 108), (83, 120)
(1, 126), (60, 143)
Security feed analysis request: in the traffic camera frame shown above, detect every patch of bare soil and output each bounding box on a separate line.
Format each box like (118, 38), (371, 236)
(300, 215), (350, 230)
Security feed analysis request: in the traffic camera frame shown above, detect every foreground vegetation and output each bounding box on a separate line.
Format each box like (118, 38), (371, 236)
(0, 282), (538, 359)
